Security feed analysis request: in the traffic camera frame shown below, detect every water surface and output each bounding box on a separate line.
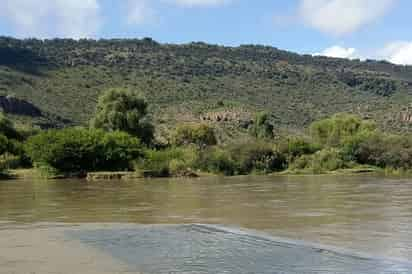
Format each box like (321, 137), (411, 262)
(1, 175), (412, 273)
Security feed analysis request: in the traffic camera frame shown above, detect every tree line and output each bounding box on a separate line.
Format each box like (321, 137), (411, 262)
(1, 87), (412, 178)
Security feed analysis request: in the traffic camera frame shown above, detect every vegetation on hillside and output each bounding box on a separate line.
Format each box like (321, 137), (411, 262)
(2, 37), (412, 178)
(0, 86), (410, 178)
(1, 37), (412, 139)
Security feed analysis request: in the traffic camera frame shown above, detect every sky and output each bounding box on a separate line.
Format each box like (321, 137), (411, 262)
(1, 0), (412, 64)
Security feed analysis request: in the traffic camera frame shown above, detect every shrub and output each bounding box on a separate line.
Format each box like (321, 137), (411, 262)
(136, 146), (198, 176)
(290, 148), (346, 173)
(195, 148), (236, 176)
(351, 133), (412, 169)
(196, 141), (286, 175)
(250, 112), (274, 139)
(25, 128), (142, 174)
(228, 141), (286, 174)
(0, 113), (21, 140)
(172, 123), (217, 147)
(99, 131), (143, 171)
(0, 153), (21, 170)
(277, 136), (320, 160)
(91, 88), (154, 144)
(310, 113), (376, 147)
(0, 134), (9, 155)
(0, 134), (31, 169)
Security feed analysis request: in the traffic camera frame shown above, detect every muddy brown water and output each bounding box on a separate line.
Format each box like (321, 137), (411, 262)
(1, 175), (412, 273)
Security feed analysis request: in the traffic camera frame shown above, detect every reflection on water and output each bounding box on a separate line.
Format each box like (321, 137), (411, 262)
(1, 175), (412, 262)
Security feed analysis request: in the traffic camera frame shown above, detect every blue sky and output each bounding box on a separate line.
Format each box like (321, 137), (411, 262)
(1, 0), (412, 64)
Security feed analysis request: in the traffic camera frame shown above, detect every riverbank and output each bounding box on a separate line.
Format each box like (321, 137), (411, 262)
(7, 166), (412, 181)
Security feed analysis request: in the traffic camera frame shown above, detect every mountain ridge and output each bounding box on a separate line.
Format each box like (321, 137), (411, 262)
(1, 36), (412, 139)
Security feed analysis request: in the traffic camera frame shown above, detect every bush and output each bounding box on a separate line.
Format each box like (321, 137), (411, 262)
(277, 136), (320, 160)
(0, 153), (21, 170)
(228, 141), (286, 174)
(196, 141), (286, 175)
(310, 113), (376, 147)
(290, 148), (346, 173)
(195, 147), (236, 176)
(172, 123), (217, 147)
(0, 113), (21, 140)
(136, 146), (198, 176)
(0, 134), (31, 169)
(25, 128), (142, 174)
(350, 133), (412, 169)
(99, 131), (143, 171)
(250, 112), (274, 139)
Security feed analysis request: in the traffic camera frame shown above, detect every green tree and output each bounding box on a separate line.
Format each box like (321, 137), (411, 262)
(251, 112), (274, 139)
(91, 88), (154, 144)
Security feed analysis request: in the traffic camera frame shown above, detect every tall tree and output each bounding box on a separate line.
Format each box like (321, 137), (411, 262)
(91, 88), (154, 144)
(251, 112), (274, 139)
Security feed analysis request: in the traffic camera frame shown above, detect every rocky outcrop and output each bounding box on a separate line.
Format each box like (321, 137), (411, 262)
(200, 110), (253, 127)
(401, 112), (412, 123)
(0, 96), (42, 117)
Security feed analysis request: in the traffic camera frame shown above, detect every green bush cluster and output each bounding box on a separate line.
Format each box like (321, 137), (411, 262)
(310, 113), (376, 147)
(172, 123), (217, 147)
(250, 112), (274, 139)
(25, 128), (142, 174)
(6, 106), (412, 178)
(277, 136), (321, 160)
(136, 146), (198, 177)
(345, 132), (412, 169)
(0, 114), (32, 174)
(290, 148), (347, 174)
(196, 141), (286, 176)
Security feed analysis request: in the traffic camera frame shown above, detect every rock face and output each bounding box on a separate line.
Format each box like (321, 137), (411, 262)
(200, 110), (253, 126)
(400, 104), (412, 123)
(0, 96), (42, 117)
(401, 112), (412, 123)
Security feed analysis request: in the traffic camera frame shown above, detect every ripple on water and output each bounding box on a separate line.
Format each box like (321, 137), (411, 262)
(67, 224), (412, 274)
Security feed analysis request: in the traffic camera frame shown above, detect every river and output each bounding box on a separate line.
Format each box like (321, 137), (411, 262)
(1, 175), (412, 273)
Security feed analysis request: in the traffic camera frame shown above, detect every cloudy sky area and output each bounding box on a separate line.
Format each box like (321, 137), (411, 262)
(1, 0), (411, 64)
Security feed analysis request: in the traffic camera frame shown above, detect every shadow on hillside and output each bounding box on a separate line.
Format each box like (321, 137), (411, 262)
(0, 47), (49, 75)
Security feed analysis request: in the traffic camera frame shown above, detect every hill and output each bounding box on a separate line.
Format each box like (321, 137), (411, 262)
(1, 36), (412, 141)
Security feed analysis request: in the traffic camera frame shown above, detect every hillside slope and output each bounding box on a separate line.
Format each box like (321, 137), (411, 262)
(1, 37), (412, 139)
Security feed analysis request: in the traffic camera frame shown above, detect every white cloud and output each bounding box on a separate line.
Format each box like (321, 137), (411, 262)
(172, 0), (231, 7)
(299, 0), (395, 35)
(314, 45), (359, 59)
(126, 0), (157, 25)
(380, 41), (412, 65)
(0, 0), (101, 38)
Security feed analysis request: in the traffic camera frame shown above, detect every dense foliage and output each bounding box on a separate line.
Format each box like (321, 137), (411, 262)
(0, 113), (21, 140)
(136, 146), (198, 177)
(91, 88), (154, 144)
(310, 113), (376, 147)
(196, 141), (286, 176)
(1, 108), (412, 178)
(25, 128), (142, 174)
(172, 123), (217, 147)
(250, 112), (274, 139)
